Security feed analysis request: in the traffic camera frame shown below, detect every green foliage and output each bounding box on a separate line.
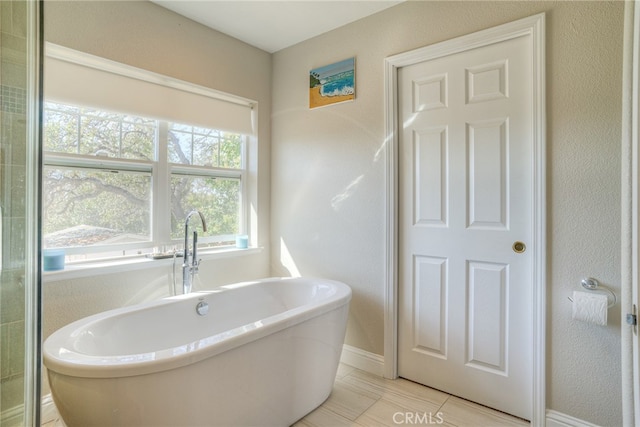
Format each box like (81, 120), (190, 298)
(44, 103), (155, 160)
(42, 102), (243, 249)
(168, 126), (242, 168)
(310, 71), (321, 89)
(169, 176), (239, 239)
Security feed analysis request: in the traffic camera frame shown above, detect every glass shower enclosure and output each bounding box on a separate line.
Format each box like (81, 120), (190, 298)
(0, 0), (42, 426)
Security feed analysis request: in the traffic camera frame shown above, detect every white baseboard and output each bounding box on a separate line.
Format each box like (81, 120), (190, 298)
(41, 393), (58, 424)
(340, 344), (385, 377)
(546, 409), (601, 427)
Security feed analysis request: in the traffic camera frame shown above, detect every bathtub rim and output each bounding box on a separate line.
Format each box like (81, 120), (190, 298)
(43, 276), (351, 379)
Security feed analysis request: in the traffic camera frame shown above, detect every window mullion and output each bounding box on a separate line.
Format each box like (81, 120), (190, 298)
(154, 121), (171, 248)
(118, 116), (123, 158)
(240, 135), (248, 236)
(44, 153), (152, 172)
(76, 109), (81, 155)
(170, 165), (242, 179)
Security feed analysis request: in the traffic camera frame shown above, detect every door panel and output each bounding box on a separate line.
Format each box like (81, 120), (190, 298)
(467, 119), (508, 229)
(414, 127), (448, 226)
(412, 255), (448, 357)
(467, 260), (508, 374)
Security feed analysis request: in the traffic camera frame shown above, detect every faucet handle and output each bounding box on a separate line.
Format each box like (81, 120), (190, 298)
(192, 230), (198, 262)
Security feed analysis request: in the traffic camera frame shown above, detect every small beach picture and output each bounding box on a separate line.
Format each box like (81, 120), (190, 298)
(309, 57), (355, 109)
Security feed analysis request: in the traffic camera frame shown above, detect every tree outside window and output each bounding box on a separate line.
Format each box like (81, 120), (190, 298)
(42, 102), (245, 257)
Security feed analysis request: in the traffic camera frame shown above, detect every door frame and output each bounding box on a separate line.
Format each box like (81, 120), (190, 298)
(624, 1), (639, 424)
(382, 13), (546, 425)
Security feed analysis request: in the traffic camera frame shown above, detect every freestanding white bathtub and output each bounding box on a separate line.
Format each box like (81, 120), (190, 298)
(43, 277), (351, 427)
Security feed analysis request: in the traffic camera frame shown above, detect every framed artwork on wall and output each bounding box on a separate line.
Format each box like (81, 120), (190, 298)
(309, 57), (355, 109)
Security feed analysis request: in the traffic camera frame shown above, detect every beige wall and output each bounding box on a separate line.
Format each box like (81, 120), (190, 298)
(271, 1), (623, 424)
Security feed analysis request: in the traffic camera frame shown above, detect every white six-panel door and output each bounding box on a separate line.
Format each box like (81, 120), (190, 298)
(397, 33), (534, 420)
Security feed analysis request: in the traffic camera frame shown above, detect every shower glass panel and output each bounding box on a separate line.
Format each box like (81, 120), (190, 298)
(0, 1), (42, 426)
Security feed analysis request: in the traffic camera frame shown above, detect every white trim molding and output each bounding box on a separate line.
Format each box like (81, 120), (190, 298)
(383, 13), (546, 425)
(40, 394), (58, 425)
(546, 410), (602, 427)
(620, 2), (636, 425)
(340, 344), (385, 377)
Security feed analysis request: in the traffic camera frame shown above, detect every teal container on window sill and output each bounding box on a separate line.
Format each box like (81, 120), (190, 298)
(235, 235), (248, 249)
(43, 249), (65, 271)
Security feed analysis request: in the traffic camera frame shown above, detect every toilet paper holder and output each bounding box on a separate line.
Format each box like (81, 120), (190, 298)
(567, 277), (617, 308)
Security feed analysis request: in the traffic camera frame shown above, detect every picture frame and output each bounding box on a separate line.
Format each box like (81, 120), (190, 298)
(309, 57), (355, 109)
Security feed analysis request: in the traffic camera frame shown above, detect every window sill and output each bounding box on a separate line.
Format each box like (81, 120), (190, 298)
(42, 247), (263, 283)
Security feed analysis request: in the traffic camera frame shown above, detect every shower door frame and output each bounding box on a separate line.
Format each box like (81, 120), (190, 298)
(23, 0), (43, 425)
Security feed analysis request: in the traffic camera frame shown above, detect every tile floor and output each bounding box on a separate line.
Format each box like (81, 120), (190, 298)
(294, 364), (529, 427)
(43, 364), (530, 427)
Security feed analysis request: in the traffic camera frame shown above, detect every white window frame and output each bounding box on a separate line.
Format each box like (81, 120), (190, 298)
(42, 44), (259, 264)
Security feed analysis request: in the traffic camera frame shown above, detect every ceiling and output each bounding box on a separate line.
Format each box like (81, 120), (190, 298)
(151, 1), (404, 53)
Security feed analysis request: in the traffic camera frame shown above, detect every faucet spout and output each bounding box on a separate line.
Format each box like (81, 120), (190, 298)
(182, 210), (207, 294)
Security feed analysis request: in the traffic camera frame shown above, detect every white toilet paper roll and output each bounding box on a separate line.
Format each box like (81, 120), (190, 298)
(572, 290), (608, 326)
